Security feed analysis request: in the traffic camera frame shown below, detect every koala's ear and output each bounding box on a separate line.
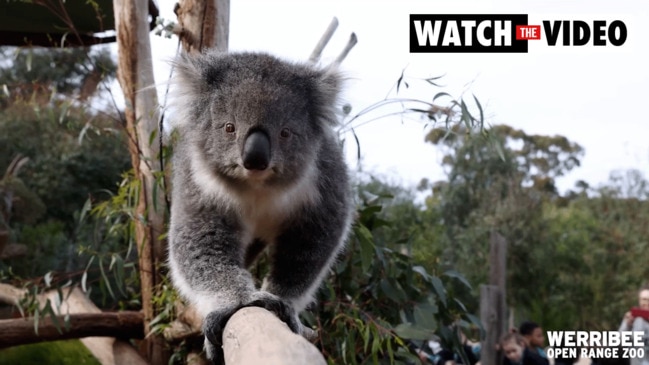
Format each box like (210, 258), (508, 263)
(168, 51), (227, 130)
(173, 51), (226, 95)
(308, 68), (343, 127)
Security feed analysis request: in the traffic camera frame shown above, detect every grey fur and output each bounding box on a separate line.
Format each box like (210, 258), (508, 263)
(167, 50), (353, 362)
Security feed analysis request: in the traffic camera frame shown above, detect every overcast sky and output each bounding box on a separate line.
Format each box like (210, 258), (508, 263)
(150, 0), (649, 194)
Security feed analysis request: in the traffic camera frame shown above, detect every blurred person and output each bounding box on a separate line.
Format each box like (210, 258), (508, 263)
(500, 332), (549, 365)
(416, 333), (480, 365)
(619, 285), (649, 365)
(519, 321), (547, 359)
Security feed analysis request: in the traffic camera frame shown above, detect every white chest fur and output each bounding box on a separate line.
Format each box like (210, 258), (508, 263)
(190, 152), (321, 244)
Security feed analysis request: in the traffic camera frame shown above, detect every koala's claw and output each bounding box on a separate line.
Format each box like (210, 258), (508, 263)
(243, 297), (301, 334)
(203, 339), (222, 365)
(203, 307), (242, 364)
(204, 309), (239, 346)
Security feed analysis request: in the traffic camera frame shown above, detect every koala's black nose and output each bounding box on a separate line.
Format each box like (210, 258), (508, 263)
(242, 130), (271, 171)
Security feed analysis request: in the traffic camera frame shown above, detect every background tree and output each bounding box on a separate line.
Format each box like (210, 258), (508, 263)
(0, 47), (116, 107)
(0, 46), (130, 279)
(424, 124), (582, 302)
(404, 123), (649, 333)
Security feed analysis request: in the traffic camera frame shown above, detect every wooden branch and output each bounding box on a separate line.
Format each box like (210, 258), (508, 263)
(0, 282), (27, 306)
(332, 32), (358, 67)
(0, 312), (144, 349)
(0, 243), (28, 259)
(0, 284), (148, 364)
(163, 302), (202, 342)
(0, 230), (9, 256)
(309, 17), (339, 63)
(222, 307), (326, 365)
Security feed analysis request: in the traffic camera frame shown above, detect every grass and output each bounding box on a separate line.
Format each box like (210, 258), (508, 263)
(0, 340), (102, 365)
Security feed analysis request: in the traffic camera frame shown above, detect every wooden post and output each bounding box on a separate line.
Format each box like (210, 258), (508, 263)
(489, 231), (507, 336)
(480, 231), (508, 365)
(480, 285), (502, 365)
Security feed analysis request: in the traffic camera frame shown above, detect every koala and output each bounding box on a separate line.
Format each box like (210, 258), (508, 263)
(167, 50), (354, 363)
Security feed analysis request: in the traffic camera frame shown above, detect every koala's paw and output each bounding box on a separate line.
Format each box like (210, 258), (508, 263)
(203, 309), (235, 346)
(203, 308), (240, 364)
(203, 336), (223, 365)
(245, 291), (302, 335)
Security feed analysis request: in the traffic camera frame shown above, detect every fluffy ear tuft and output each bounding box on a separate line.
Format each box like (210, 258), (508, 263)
(307, 67), (343, 128)
(167, 51), (227, 131)
(171, 52), (206, 94)
(167, 53), (203, 131)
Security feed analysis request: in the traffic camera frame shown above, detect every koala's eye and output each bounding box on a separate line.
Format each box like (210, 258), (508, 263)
(225, 123), (236, 133)
(280, 128), (291, 138)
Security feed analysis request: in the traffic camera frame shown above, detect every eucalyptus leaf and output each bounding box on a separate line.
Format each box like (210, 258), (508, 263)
(394, 323), (433, 340)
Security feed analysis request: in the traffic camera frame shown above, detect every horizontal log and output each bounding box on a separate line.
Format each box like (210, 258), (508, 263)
(0, 243), (28, 259)
(0, 311), (144, 349)
(223, 307), (326, 365)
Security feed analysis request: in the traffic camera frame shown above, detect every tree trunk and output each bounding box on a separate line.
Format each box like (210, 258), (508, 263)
(176, 0), (230, 53)
(112, 0), (168, 363)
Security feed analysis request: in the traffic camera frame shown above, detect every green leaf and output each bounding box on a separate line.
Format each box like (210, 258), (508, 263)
(431, 276), (447, 307)
(355, 224), (375, 273)
(413, 303), (438, 330)
(473, 94), (484, 128)
(406, 108), (432, 114)
(425, 75), (445, 86)
(26, 49), (32, 72)
(64, 313), (71, 332)
(453, 298), (468, 312)
(42, 300), (63, 334)
(433, 92), (452, 102)
(98, 257), (115, 299)
(443, 269), (473, 289)
(460, 99), (473, 129)
(380, 279), (404, 303)
(113, 254), (127, 296)
(359, 205), (382, 220)
(351, 128), (361, 160)
(412, 265), (431, 280)
(34, 308), (40, 335)
(149, 129), (158, 147)
(44, 271), (53, 288)
(78, 198), (92, 226)
(109, 254), (117, 271)
(394, 323), (432, 340)
(81, 271), (88, 293)
(492, 135), (506, 161)
(396, 68), (406, 94)
(363, 324), (371, 352)
(465, 313), (484, 333)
